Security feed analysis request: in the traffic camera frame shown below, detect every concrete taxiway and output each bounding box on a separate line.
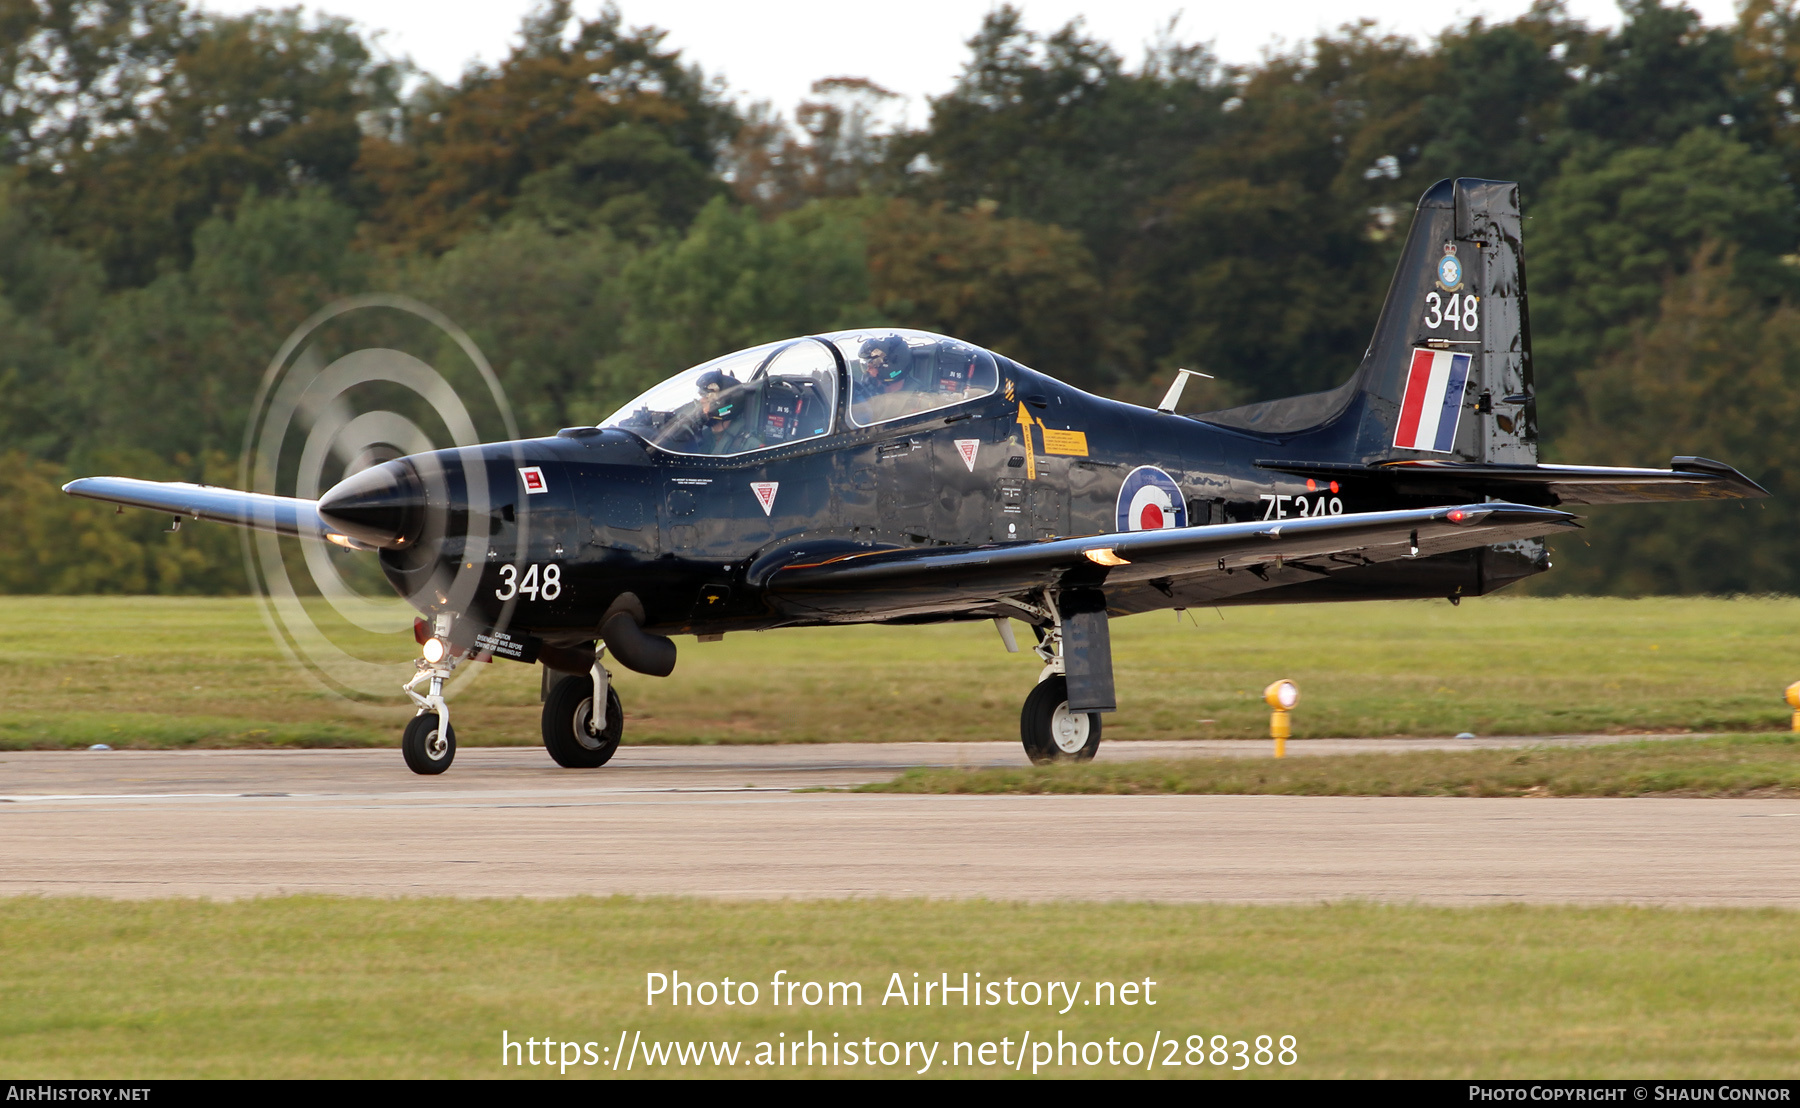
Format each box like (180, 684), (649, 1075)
(3, 738), (1793, 906)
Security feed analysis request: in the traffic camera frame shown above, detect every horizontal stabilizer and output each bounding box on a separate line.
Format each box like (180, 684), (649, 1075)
(62, 477), (350, 542)
(1254, 457), (1768, 505)
(765, 502), (1577, 617)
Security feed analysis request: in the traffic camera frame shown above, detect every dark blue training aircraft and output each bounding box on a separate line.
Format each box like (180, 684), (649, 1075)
(65, 179), (1767, 774)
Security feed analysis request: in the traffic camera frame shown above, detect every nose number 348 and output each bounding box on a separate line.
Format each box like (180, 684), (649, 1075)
(495, 562), (562, 601)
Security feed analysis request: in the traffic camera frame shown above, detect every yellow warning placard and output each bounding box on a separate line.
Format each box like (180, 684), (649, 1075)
(1040, 428), (1089, 456)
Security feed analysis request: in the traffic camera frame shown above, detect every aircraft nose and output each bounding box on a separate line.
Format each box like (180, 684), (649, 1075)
(317, 459), (426, 549)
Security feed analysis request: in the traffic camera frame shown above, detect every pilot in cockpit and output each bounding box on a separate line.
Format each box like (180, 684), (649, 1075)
(853, 334), (918, 423)
(679, 369), (755, 455)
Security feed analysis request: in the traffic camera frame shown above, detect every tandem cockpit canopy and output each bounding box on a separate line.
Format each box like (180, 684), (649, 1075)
(598, 329), (1002, 456)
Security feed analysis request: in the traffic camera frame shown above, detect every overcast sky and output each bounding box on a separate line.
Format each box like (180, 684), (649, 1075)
(198, 0), (1742, 125)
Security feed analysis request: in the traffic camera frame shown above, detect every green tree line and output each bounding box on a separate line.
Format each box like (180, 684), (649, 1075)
(1, 0), (1797, 594)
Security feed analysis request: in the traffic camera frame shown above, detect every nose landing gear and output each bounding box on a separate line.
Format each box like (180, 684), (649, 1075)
(402, 613), (459, 775)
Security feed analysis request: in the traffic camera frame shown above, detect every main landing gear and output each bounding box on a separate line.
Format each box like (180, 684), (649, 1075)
(1019, 618), (1102, 765)
(542, 652), (623, 767)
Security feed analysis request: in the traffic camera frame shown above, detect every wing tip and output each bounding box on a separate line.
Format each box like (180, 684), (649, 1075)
(61, 476), (110, 498)
(1670, 456), (1771, 498)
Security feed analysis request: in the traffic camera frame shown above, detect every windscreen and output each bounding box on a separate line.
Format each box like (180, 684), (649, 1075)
(599, 340), (839, 456)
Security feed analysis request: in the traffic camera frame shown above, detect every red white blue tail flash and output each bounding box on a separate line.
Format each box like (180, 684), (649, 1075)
(1393, 348), (1471, 453)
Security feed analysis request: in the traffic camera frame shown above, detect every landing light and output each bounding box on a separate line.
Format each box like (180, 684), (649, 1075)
(1083, 548), (1130, 566)
(422, 637), (447, 664)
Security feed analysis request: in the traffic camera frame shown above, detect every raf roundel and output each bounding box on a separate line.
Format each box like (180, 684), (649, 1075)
(1115, 466), (1187, 532)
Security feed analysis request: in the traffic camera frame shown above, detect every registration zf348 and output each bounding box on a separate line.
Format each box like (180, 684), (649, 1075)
(1261, 494), (1343, 520)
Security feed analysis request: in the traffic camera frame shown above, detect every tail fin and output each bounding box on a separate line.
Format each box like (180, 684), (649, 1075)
(1198, 177), (1536, 465)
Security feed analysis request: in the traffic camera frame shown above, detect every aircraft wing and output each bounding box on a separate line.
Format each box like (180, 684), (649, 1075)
(62, 477), (349, 542)
(763, 502), (1577, 618)
(1255, 456), (1768, 505)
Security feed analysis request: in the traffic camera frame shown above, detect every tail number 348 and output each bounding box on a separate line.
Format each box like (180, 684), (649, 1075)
(495, 562), (562, 601)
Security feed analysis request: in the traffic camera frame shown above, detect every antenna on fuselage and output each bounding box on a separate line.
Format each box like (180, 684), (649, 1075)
(1157, 367), (1214, 414)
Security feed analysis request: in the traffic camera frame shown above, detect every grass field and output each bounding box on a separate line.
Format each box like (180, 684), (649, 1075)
(2, 595), (1797, 749)
(863, 732), (1800, 798)
(2, 896), (1797, 1079)
(9, 599), (1800, 1082)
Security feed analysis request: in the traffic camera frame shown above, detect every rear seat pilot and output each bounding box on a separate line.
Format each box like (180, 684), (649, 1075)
(853, 335), (922, 423)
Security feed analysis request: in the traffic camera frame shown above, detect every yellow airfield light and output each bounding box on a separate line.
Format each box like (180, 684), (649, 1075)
(1786, 681), (1800, 731)
(1264, 679), (1299, 757)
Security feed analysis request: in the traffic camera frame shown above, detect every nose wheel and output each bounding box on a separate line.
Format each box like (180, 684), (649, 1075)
(402, 712), (456, 774)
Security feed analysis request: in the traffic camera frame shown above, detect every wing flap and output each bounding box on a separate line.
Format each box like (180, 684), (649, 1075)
(1256, 456), (1768, 505)
(62, 477), (343, 541)
(766, 502), (1577, 614)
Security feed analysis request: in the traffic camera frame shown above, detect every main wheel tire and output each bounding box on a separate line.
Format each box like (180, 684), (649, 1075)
(542, 674), (623, 768)
(402, 712), (456, 775)
(1020, 675), (1101, 765)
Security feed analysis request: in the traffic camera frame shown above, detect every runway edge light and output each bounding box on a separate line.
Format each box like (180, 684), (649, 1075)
(1786, 681), (1800, 731)
(1264, 679), (1299, 758)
